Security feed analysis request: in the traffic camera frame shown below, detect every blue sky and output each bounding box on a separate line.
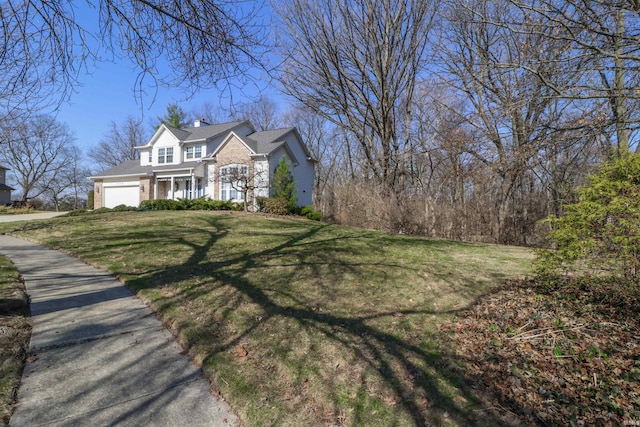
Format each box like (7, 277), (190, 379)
(53, 1), (283, 153)
(54, 59), (278, 152)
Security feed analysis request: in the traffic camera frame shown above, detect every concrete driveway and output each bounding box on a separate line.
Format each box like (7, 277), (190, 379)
(0, 211), (68, 222)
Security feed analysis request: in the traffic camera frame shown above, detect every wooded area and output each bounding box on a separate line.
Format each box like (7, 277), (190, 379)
(274, 0), (640, 245)
(1, 0), (640, 244)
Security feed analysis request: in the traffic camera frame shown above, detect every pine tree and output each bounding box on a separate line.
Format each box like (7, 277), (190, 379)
(273, 157), (297, 211)
(157, 104), (189, 129)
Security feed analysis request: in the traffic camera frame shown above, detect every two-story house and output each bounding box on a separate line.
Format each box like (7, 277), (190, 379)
(0, 166), (14, 206)
(90, 120), (316, 209)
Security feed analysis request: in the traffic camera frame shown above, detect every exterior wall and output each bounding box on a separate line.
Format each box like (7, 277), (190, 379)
(205, 163), (216, 199)
(140, 149), (153, 166)
(93, 181), (104, 209)
(204, 123), (254, 156)
(216, 136), (252, 166)
(151, 130), (181, 166)
(269, 143), (315, 207)
(0, 190), (11, 205)
(0, 168), (11, 205)
(282, 132), (316, 207)
(139, 176), (153, 202)
(213, 136), (252, 201)
(253, 159), (270, 199)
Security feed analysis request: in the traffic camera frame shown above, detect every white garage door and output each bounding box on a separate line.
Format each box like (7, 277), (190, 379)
(104, 186), (140, 208)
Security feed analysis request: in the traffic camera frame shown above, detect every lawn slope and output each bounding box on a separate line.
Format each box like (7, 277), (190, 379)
(1, 211), (533, 426)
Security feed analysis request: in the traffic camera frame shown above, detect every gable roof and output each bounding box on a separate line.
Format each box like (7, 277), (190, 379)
(0, 183), (14, 191)
(140, 121), (252, 149)
(246, 128), (294, 154)
(181, 121), (250, 143)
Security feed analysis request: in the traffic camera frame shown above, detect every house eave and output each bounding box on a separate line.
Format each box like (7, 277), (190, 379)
(89, 172), (151, 180)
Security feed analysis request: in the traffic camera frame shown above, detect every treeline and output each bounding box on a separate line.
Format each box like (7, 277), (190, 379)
(270, 0), (640, 246)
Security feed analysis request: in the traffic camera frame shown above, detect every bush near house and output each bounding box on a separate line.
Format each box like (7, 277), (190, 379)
(139, 197), (243, 211)
(256, 197), (290, 215)
(273, 157), (297, 211)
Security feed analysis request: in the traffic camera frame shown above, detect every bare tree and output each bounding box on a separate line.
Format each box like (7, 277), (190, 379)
(90, 116), (146, 171)
(506, 0), (640, 155)
(0, 0), (268, 119)
(435, 0), (604, 243)
(275, 0), (439, 192)
(217, 164), (269, 212)
(189, 102), (230, 125)
(0, 115), (76, 202)
(45, 145), (93, 210)
(231, 95), (281, 131)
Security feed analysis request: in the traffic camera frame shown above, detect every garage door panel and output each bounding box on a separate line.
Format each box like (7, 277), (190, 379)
(104, 186), (140, 208)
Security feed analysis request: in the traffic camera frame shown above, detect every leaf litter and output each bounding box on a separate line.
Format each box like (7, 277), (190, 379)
(441, 278), (640, 426)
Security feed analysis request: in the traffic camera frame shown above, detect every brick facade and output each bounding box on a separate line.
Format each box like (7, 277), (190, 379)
(139, 177), (153, 202)
(93, 181), (104, 209)
(213, 136), (254, 200)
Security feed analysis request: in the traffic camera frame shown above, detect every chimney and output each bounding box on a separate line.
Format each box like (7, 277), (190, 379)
(193, 118), (209, 127)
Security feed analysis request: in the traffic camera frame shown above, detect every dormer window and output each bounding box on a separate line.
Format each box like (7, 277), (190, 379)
(186, 145), (202, 160)
(158, 147), (174, 164)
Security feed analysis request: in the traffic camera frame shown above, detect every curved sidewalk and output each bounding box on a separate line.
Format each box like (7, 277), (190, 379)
(0, 235), (240, 427)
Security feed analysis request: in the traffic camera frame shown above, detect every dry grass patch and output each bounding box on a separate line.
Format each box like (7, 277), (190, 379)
(0, 255), (31, 426)
(0, 211), (533, 426)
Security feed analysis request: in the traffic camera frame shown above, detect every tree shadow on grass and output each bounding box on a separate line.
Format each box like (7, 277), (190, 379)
(57, 214), (512, 426)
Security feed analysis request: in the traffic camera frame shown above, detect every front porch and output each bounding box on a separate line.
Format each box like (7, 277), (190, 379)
(154, 175), (204, 201)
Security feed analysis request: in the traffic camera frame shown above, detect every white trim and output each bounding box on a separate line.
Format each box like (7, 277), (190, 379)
(89, 173), (150, 180)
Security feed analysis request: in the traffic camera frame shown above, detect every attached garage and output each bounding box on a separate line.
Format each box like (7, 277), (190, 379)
(103, 181), (141, 208)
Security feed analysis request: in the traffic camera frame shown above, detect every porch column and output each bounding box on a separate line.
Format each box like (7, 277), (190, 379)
(154, 176), (158, 200)
(171, 177), (175, 200)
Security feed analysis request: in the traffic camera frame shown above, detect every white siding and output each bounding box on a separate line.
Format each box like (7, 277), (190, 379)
(151, 130), (181, 166)
(269, 141), (315, 207)
(253, 160), (270, 198)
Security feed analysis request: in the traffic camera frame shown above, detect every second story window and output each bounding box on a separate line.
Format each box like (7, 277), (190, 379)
(158, 147), (174, 164)
(186, 145), (203, 160)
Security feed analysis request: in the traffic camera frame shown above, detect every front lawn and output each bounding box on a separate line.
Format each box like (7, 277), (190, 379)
(0, 211), (533, 426)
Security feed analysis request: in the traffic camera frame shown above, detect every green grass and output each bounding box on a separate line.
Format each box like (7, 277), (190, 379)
(0, 207), (35, 215)
(0, 211), (533, 426)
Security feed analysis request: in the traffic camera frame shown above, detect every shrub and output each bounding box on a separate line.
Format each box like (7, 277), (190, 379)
(138, 197), (243, 212)
(305, 210), (322, 221)
(88, 190), (94, 210)
(93, 207), (111, 214)
(112, 204), (137, 212)
(300, 205), (322, 221)
(139, 199), (180, 211)
(64, 209), (88, 217)
(260, 197), (290, 215)
(536, 153), (640, 283)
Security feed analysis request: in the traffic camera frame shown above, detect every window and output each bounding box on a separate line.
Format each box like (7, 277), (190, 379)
(186, 145), (203, 160)
(148, 151), (152, 162)
(158, 147), (174, 164)
(219, 164), (248, 201)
